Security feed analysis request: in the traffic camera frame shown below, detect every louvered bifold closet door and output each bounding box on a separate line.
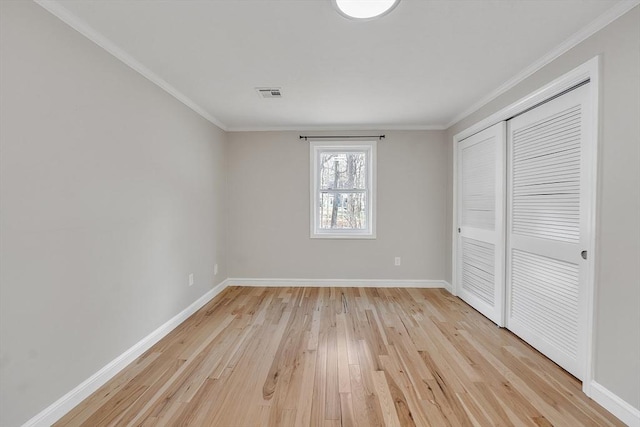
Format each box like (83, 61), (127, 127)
(457, 122), (506, 326)
(506, 83), (591, 380)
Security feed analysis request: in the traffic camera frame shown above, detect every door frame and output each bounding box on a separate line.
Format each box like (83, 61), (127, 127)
(451, 56), (600, 396)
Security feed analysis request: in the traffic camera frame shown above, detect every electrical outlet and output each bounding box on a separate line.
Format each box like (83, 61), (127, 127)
(214, 264), (218, 276)
(394, 257), (401, 266)
(188, 273), (194, 287)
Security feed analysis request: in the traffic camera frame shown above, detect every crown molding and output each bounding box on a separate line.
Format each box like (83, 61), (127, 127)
(34, 0), (639, 134)
(32, 0), (446, 133)
(226, 124), (447, 132)
(445, 0), (640, 130)
(34, 0), (228, 131)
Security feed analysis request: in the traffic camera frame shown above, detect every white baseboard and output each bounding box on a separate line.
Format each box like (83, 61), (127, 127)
(22, 278), (635, 427)
(22, 279), (230, 427)
(442, 280), (452, 293)
(226, 277), (450, 289)
(590, 381), (640, 427)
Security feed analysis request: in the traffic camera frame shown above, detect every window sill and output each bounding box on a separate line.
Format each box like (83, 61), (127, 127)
(310, 233), (377, 239)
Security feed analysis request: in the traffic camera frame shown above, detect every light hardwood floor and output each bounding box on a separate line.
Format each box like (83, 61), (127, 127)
(56, 287), (622, 426)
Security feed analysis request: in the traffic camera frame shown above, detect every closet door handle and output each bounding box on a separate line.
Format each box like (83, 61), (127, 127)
(581, 250), (588, 260)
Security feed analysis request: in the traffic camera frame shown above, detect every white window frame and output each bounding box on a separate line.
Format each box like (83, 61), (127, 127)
(310, 141), (376, 239)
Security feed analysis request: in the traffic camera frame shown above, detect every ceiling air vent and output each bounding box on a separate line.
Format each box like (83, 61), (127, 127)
(256, 87), (282, 98)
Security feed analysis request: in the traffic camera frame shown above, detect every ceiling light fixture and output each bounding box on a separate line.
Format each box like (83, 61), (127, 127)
(332, 0), (400, 20)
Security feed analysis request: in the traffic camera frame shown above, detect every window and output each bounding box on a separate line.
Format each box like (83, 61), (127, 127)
(310, 141), (376, 238)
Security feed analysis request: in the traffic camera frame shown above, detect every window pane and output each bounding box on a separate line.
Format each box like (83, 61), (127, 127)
(318, 192), (367, 230)
(320, 152), (366, 190)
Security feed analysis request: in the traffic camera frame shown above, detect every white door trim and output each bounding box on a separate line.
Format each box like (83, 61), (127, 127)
(451, 56), (600, 396)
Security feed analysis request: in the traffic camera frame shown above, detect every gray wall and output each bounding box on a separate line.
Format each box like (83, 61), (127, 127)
(227, 130), (448, 280)
(445, 6), (640, 410)
(0, 2), (228, 426)
(2, 0), (637, 425)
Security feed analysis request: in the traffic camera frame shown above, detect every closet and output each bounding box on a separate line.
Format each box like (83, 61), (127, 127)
(455, 79), (594, 381)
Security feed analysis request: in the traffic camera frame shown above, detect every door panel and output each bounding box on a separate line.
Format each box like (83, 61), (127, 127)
(512, 103), (582, 244)
(510, 249), (580, 369)
(506, 83), (591, 380)
(457, 122), (506, 326)
(461, 237), (496, 307)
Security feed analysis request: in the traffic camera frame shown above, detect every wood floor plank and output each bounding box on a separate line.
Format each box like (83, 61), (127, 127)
(293, 346), (318, 426)
(371, 370), (402, 427)
(325, 325), (341, 421)
(55, 287), (624, 427)
(341, 392), (357, 427)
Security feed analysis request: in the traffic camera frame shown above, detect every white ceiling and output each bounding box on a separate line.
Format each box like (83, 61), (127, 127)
(43, 0), (630, 131)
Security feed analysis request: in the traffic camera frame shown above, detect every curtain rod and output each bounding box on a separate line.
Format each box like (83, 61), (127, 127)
(299, 135), (385, 141)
